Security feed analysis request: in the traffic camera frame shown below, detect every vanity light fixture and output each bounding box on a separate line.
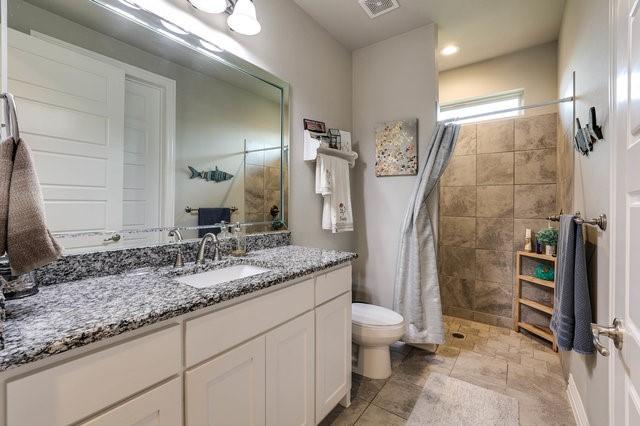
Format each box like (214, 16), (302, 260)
(187, 0), (262, 36)
(188, 0), (229, 14)
(227, 0), (261, 35)
(441, 45), (460, 56)
(160, 19), (189, 35)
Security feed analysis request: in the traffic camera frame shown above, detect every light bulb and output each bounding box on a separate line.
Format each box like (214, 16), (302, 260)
(441, 45), (460, 56)
(227, 0), (261, 35)
(188, 0), (228, 14)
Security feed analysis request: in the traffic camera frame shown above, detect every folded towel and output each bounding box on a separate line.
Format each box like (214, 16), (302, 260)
(550, 215), (594, 354)
(315, 153), (353, 233)
(0, 138), (62, 275)
(198, 207), (231, 237)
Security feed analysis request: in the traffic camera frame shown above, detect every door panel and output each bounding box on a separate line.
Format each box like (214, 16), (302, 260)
(315, 293), (351, 422)
(266, 311), (315, 426)
(186, 336), (266, 426)
(612, 0), (640, 424)
(8, 28), (125, 249)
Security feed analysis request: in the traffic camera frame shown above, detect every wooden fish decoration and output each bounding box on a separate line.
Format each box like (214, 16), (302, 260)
(188, 166), (234, 183)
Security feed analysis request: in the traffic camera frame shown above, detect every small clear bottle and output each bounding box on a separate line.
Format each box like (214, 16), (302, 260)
(232, 222), (247, 257)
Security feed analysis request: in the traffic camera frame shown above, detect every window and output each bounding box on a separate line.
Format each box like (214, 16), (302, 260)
(439, 90), (524, 124)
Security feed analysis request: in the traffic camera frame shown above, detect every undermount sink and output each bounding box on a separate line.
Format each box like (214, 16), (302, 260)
(174, 264), (271, 289)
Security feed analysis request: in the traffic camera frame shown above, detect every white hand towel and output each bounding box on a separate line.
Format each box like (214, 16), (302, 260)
(315, 154), (353, 233)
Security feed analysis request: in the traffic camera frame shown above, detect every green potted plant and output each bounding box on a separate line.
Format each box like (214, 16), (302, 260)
(537, 228), (558, 256)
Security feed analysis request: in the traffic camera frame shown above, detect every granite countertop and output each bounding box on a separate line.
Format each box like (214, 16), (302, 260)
(0, 246), (356, 372)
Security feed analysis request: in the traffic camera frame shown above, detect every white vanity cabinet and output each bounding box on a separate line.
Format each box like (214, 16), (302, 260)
(186, 336), (267, 426)
(1, 264), (352, 426)
(266, 311), (315, 426)
(315, 292), (352, 421)
(81, 379), (182, 426)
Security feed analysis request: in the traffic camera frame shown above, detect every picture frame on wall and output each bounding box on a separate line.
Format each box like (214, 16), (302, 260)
(374, 118), (418, 177)
(303, 118), (326, 134)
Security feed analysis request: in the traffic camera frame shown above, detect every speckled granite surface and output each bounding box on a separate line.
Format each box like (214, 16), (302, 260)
(34, 231), (291, 286)
(0, 245), (356, 371)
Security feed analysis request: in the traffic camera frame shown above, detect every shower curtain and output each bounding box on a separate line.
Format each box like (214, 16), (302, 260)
(393, 123), (460, 345)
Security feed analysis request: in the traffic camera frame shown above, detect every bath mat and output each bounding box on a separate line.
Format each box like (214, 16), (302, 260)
(407, 373), (519, 426)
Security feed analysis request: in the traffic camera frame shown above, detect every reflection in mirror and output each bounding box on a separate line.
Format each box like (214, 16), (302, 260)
(7, 0), (289, 252)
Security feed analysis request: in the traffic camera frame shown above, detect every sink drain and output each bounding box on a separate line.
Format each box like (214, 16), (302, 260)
(452, 332), (465, 339)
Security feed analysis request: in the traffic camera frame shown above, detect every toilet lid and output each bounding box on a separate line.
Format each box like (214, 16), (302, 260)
(352, 303), (404, 327)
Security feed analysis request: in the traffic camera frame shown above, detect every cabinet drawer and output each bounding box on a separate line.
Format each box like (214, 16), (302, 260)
(185, 279), (314, 366)
(315, 265), (352, 306)
(7, 325), (181, 426)
(81, 378), (181, 426)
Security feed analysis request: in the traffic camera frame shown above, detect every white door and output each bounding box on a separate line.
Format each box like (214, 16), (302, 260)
(611, 0), (640, 424)
(122, 78), (162, 246)
(266, 311), (315, 426)
(7, 29), (125, 249)
(186, 336), (266, 426)
(81, 379), (181, 426)
(315, 293), (351, 422)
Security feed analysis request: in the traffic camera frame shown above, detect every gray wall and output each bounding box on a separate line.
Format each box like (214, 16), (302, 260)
(558, 0), (611, 424)
(163, 0), (355, 251)
(352, 25), (438, 308)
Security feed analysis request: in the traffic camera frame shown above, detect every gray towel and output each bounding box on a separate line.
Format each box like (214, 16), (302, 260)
(550, 215), (594, 354)
(0, 138), (62, 275)
(198, 207), (231, 237)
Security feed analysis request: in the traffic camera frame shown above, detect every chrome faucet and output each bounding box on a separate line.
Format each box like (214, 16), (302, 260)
(168, 229), (184, 268)
(196, 233), (222, 265)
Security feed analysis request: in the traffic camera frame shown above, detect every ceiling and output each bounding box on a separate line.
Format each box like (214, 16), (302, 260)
(293, 0), (566, 71)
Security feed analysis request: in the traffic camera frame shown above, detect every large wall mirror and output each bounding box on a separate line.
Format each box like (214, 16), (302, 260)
(5, 0), (289, 252)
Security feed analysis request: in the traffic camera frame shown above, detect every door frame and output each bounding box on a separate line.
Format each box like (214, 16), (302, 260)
(31, 31), (177, 230)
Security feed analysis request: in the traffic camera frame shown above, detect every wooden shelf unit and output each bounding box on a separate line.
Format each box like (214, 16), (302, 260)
(514, 251), (557, 351)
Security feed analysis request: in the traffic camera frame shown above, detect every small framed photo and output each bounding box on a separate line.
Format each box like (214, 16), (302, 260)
(304, 119), (326, 134)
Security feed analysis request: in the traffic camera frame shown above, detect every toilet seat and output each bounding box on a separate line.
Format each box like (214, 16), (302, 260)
(352, 303), (403, 328)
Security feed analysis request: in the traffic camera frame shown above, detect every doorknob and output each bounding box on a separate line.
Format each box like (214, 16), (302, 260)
(591, 318), (624, 356)
(103, 233), (122, 243)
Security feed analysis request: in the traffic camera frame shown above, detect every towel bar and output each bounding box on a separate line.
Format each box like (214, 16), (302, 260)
(185, 206), (239, 214)
(547, 211), (607, 231)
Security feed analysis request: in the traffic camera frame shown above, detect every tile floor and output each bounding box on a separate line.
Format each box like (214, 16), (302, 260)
(321, 315), (576, 426)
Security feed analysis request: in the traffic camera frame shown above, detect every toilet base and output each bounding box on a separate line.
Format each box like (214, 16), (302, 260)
(356, 345), (391, 379)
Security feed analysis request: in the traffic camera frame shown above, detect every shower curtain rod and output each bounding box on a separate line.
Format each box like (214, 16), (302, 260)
(439, 96), (574, 124)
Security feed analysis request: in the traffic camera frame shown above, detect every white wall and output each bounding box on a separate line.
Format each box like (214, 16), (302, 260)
(352, 25), (438, 307)
(439, 41), (558, 115)
(160, 0), (354, 251)
(558, 1), (611, 425)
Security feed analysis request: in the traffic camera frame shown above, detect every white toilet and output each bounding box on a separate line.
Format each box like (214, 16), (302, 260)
(352, 303), (405, 380)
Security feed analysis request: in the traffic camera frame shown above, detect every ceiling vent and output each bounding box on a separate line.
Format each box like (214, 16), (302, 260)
(358, 0), (400, 19)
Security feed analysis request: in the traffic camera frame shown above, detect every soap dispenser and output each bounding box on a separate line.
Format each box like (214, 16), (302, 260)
(231, 222), (247, 257)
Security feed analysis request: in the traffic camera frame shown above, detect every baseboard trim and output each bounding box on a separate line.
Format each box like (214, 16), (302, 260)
(567, 374), (590, 426)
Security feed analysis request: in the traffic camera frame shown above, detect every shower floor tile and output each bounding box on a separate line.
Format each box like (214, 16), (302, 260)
(320, 316), (575, 426)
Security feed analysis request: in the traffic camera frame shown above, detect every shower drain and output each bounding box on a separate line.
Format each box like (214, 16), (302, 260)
(452, 332), (465, 339)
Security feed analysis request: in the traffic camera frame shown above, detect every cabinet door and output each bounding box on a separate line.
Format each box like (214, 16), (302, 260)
(266, 311), (315, 426)
(185, 336), (266, 426)
(81, 379), (181, 426)
(315, 293), (351, 422)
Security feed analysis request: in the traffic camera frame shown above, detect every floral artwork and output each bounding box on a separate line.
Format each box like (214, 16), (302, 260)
(375, 119), (418, 176)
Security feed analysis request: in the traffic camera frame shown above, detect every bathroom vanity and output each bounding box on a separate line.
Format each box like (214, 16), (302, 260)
(0, 245), (355, 425)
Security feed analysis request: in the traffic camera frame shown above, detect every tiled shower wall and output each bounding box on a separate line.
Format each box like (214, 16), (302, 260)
(438, 113), (559, 329)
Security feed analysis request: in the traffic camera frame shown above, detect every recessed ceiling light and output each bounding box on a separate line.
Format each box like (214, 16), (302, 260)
(188, 0), (228, 14)
(117, 0), (140, 9)
(199, 39), (223, 52)
(441, 45), (459, 56)
(160, 19), (189, 35)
